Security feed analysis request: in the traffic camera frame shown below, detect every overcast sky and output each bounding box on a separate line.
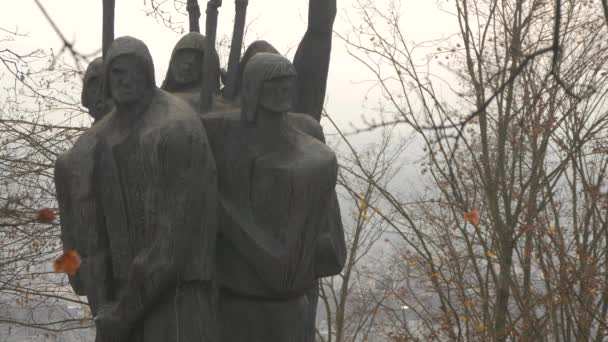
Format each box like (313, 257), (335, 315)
(1, 0), (456, 128)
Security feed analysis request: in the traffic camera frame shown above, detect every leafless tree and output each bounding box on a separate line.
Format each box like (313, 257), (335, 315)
(316, 123), (411, 342)
(332, 0), (608, 340)
(0, 26), (96, 339)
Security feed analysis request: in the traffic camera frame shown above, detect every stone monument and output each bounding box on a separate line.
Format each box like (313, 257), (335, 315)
(55, 1), (345, 341)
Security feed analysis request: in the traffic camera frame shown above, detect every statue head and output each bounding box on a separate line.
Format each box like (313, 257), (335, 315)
(241, 53), (296, 124)
(104, 36), (156, 107)
(82, 57), (113, 121)
(234, 40), (280, 97)
(161, 32), (220, 93)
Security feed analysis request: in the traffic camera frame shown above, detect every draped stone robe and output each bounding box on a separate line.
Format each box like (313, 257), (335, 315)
(91, 89), (218, 342)
(203, 112), (346, 342)
(55, 125), (107, 314)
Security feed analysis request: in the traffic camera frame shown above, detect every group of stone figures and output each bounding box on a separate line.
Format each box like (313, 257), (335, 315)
(53, 1), (346, 341)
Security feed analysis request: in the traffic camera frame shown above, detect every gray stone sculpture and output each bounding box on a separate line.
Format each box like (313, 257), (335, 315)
(82, 57), (113, 122)
(54, 57), (114, 317)
(87, 36), (218, 342)
(161, 32), (229, 112)
(203, 53), (346, 342)
(55, 2), (344, 340)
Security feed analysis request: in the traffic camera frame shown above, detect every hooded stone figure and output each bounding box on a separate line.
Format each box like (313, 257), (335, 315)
(217, 40), (324, 143)
(87, 36), (218, 342)
(223, 0), (337, 121)
(161, 32), (227, 112)
(54, 58), (116, 317)
(203, 53), (346, 342)
(81, 57), (113, 122)
(228, 40), (279, 103)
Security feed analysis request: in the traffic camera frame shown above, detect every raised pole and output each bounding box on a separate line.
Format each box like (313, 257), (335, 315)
(102, 0), (115, 58)
(223, 0), (249, 101)
(187, 0), (201, 33)
(200, 0), (222, 113)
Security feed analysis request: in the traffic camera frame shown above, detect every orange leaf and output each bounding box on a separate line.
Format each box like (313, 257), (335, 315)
(464, 209), (480, 225)
(37, 208), (56, 224)
(54, 250), (81, 275)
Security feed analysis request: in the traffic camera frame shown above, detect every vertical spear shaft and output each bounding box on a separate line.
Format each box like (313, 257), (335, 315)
(102, 0), (115, 57)
(200, 0), (222, 113)
(223, 0), (249, 101)
(187, 0), (201, 33)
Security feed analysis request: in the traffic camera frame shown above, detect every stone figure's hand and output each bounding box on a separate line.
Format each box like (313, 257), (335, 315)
(94, 303), (130, 342)
(308, 0), (337, 32)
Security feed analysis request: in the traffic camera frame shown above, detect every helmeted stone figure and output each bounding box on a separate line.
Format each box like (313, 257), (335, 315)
(203, 53), (346, 342)
(54, 57), (114, 317)
(82, 57), (114, 122)
(161, 32), (228, 112)
(224, 0), (337, 121)
(222, 40), (325, 147)
(89, 36), (218, 342)
(228, 40), (279, 103)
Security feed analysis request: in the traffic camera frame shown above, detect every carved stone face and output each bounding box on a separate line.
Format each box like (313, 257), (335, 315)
(109, 55), (148, 105)
(83, 76), (102, 112)
(171, 49), (203, 87)
(83, 76), (112, 119)
(259, 76), (295, 113)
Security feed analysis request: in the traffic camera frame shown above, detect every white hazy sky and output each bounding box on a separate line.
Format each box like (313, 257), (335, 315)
(1, 0), (457, 128)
